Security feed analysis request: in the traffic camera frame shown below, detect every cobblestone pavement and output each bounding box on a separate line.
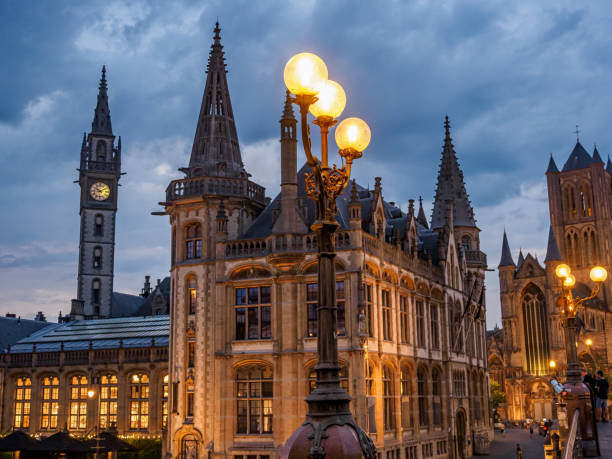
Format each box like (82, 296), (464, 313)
(484, 427), (546, 458)
(597, 421), (612, 458)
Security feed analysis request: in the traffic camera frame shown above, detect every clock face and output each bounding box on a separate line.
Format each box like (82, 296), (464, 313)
(90, 182), (111, 201)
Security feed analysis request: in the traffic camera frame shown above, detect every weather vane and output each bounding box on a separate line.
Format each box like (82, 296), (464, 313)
(574, 124), (580, 141)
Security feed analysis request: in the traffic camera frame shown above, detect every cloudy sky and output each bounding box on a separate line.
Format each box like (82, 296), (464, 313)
(1, 0), (610, 327)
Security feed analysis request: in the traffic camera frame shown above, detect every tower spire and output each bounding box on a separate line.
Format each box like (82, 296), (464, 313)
(91, 65), (113, 135)
(431, 116), (476, 229)
(544, 225), (562, 263)
(416, 196), (429, 229)
(499, 230), (515, 267)
(187, 22), (245, 178)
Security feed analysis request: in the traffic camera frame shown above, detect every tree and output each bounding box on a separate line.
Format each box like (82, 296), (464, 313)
(490, 380), (506, 409)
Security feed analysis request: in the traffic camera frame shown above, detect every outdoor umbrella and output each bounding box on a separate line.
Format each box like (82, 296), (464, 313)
(85, 431), (135, 452)
(36, 431), (90, 454)
(0, 430), (40, 451)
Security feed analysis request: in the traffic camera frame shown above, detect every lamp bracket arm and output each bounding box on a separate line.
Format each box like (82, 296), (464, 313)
(296, 98), (319, 167)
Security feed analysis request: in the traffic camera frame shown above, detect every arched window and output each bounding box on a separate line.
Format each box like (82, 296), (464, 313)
(93, 246), (102, 269)
(187, 277), (197, 314)
(99, 374), (118, 429)
(129, 373), (149, 430)
(401, 366), (412, 429)
(366, 363), (376, 434)
(579, 183), (592, 217)
(184, 223), (202, 260)
(308, 365), (348, 393)
(181, 435), (199, 459)
(418, 366), (429, 428)
(14, 377), (31, 429)
(521, 284), (550, 376)
(461, 235), (471, 251)
(162, 375), (169, 430)
(432, 368), (442, 426)
(96, 141), (106, 162)
(40, 376), (59, 430)
(383, 366), (395, 431)
(94, 214), (104, 236)
(92, 279), (101, 305)
(69, 375), (88, 430)
(236, 365), (273, 434)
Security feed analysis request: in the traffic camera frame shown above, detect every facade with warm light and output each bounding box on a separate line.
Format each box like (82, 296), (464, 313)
(493, 140), (612, 422)
(159, 24), (491, 459)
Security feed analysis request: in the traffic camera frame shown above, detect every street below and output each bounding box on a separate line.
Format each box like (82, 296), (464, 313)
(485, 427), (546, 458)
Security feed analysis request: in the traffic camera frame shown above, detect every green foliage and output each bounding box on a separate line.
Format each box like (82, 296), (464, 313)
(118, 438), (162, 459)
(490, 380), (506, 409)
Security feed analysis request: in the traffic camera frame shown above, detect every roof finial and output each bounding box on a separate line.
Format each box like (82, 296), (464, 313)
(444, 115), (451, 140)
(574, 124), (580, 142)
(214, 21), (221, 42)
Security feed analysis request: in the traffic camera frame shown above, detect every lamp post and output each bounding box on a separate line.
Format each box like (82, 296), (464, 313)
(280, 53), (376, 459)
(553, 263), (607, 453)
(87, 388), (101, 459)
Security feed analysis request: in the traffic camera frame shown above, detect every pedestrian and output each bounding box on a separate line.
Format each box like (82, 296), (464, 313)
(529, 424), (534, 438)
(516, 444), (522, 459)
(595, 370), (609, 422)
(500, 423), (505, 435)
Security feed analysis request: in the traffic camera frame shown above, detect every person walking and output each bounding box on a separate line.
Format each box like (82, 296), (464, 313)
(500, 423), (505, 435)
(529, 423), (534, 438)
(595, 370), (609, 422)
(515, 444), (522, 459)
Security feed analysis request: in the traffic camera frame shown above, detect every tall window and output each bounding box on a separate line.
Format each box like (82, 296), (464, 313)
(162, 375), (169, 430)
(185, 223), (202, 260)
(96, 141), (106, 162)
(416, 300), (426, 347)
(309, 366), (348, 393)
(188, 278), (197, 314)
(461, 235), (471, 251)
(235, 286), (271, 340)
(366, 284), (374, 337)
(93, 247), (102, 269)
(400, 296), (410, 344)
(14, 377), (31, 429)
(236, 365), (273, 434)
(417, 367), (428, 428)
(453, 370), (466, 397)
(305, 282), (346, 338)
(188, 342), (195, 367)
(383, 366), (395, 431)
(69, 375), (88, 430)
(99, 374), (118, 429)
(432, 368), (442, 426)
(92, 279), (101, 305)
(94, 214), (104, 236)
(521, 284), (550, 376)
(430, 304), (440, 350)
(129, 373), (149, 430)
(401, 366), (412, 429)
(382, 290), (391, 341)
(41, 376), (59, 430)
(366, 364), (376, 434)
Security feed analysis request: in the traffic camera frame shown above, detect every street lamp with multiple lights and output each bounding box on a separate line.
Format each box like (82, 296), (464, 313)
(280, 52), (376, 459)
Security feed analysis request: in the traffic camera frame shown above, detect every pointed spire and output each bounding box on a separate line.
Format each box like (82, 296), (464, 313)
(592, 144), (604, 163)
(546, 154), (559, 173)
(188, 22), (245, 178)
(282, 90), (295, 121)
(517, 249), (525, 268)
(91, 65), (113, 135)
(431, 116), (476, 229)
(607, 155), (612, 173)
(499, 231), (515, 267)
(544, 225), (562, 263)
(81, 132), (87, 154)
(562, 141), (592, 171)
(350, 179), (359, 202)
(416, 196), (429, 229)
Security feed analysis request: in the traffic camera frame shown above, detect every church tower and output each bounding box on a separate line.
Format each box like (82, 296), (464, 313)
(71, 67), (121, 319)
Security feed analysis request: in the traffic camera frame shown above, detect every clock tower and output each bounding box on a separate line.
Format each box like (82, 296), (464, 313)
(71, 66), (121, 319)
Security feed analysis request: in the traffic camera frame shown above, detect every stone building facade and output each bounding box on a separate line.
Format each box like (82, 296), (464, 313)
(495, 141), (612, 422)
(159, 23), (491, 459)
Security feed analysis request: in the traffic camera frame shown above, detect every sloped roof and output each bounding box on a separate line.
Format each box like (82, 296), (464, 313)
(498, 231), (515, 267)
(544, 225), (563, 263)
(546, 155), (559, 173)
(562, 141), (592, 171)
(136, 277), (171, 315)
(111, 292), (146, 317)
(0, 316), (50, 352)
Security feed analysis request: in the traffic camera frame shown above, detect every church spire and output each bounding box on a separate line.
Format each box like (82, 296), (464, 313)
(91, 66), (113, 135)
(187, 22), (245, 178)
(544, 225), (562, 263)
(416, 196), (429, 229)
(499, 230), (515, 267)
(431, 116), (476, 229)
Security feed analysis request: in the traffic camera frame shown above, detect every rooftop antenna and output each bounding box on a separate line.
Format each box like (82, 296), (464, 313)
(574, 124), (581, 142)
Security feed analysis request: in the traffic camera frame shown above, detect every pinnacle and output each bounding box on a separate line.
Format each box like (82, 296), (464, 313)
(499, 230), (515, 267)
(91, 65), (112, 136)
(282, 90), (295, 121)
(417, 196), (429, 229)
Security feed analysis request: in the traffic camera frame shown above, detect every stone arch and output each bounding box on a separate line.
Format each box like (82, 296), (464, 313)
(382, 269), (398, 284)
(229, 264), (273, 280)
(400, 274), (415, 290)
(565, 228), (581, 266)
(174, 426), (204, 459)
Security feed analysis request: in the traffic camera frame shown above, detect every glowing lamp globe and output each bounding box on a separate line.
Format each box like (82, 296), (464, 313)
(87, 390), (95, 399)
(309, 80), (346, 120)
(284, 53), (328, 96)
(335, 117), (371, 152)
(563, 274), (576, 288)
(555, 263), (571, 279)
(589, 266), (607, 283)
(549, 360), (556, 369)
(585, 338), (593, 346)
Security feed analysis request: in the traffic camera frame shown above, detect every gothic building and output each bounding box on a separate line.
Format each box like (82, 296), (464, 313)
(494, 140), (612, 422)
(158, 23), (491, 459)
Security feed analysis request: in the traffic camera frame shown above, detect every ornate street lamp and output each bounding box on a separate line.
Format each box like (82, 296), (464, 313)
(280, 53), (376, 459)
(554, 263), (607, 453)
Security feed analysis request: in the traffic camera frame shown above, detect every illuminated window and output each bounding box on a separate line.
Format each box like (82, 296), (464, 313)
(99, 374), (118, 429)
(366, 364), (376, 434)
(92, 279), (101, 305)
(94, 214), (104, 237)
(401, 366), (412, 429)
(69, 375), (88, 430)
(305, 282), (346, 338)
(185, 223), (202, 260)
(187, 277), (197, 314)
(382, 289), (391, 341)
(383, 366), (395, 431)
(162, 375), (169, 430)
(236, 365), (273, 434)
(366, 284), (374, 336)
(93, 247), (102, 269)
(129, 373), (149, 430)
(308, 365), (348, 393)
(188, 342), (195, 368)
(400, 296), (410, 344)
(14, 377), (31, 429)
(235, 286), (271, 340)
(40, 376), (59, 430)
